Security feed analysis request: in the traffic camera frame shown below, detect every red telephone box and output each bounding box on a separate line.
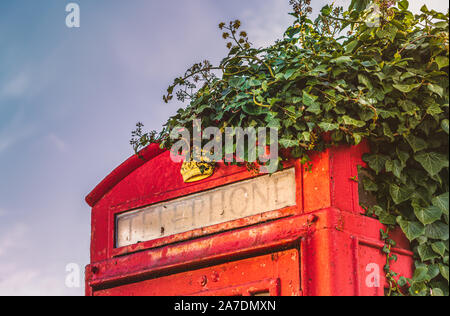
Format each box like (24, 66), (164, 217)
(85, 142), (413, 296)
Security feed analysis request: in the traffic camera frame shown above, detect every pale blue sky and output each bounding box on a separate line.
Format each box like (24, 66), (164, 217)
(0, 0), (448, 296)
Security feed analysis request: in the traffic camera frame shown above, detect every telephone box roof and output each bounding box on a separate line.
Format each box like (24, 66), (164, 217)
(85, 143), (165, 207)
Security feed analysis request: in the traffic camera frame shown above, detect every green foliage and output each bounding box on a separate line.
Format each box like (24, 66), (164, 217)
(132, 0), (449, 296)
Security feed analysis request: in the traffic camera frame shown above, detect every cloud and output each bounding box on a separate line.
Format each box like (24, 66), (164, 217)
(48, 133), (68, 153)
(240, 0), (292, 48)
(0, 108), (35, 155)
(108, 1), (222, 79)
(0, 72), (30, 98)
(409, 0), (449, 13)
(0, 266), (70, 296)
(0, 136), (19, 154)
(0, 223), (81, 296)
(0, 223), (28, 257)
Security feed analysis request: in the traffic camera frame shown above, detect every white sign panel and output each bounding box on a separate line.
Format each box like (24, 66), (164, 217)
(116, 168), (296, 248)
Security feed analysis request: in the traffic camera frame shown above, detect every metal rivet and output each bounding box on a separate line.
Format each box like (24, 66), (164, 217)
(199, 275), (208, 287)
(211, 271), (219, 282)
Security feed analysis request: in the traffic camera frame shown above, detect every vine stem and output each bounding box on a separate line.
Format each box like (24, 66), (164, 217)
(398, 34), (437, 54)
(223, 55), (276, 79)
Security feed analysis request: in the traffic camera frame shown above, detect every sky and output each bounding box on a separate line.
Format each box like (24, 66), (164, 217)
(0, 0), (448, 296)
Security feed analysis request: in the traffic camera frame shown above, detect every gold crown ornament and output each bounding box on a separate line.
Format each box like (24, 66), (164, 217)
(181, 161), (215, 183)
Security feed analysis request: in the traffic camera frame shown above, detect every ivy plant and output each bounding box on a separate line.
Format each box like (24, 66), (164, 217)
(131, 0), (449, 296)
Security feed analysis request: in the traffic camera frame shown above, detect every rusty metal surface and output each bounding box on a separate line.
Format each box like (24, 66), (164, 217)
(87, 213), (313, 291)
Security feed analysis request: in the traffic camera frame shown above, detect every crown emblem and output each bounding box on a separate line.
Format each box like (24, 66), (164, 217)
(180, 161), (215, 183)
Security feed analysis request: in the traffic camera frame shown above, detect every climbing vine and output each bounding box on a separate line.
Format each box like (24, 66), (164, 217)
(131, 0), (449, 296)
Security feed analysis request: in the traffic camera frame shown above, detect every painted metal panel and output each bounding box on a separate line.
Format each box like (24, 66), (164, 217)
(116, 168), (296, 248)
(93, 249), (301, 296)
(86, 142), (414, 296)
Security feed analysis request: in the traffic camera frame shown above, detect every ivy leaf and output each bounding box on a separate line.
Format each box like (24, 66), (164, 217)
(320, 5), (332, 16)
(393, 83), (421, 93)
(229, 77), (246, 88)
(376, 25), (398, 42)
(349, 0), (370, 13)
(441, 119), (449, 134)
(432, 288), (445, 296)
(397, 217), (425, 241)
(427, 84), (444, 98)
(425, 222), (449, 240)
(382, 122), (395, 141)
(284, 69), (297, 80)
(439, 264), (449, 281)
(413, 266), (429, 282)
(362, 177), (378, 192)
(358, 74), (373, 90)
(261, 81), (268, 92)
(415, 205), (443, 225)
(248, 79), (262, 88)
(396, 149), (410, 166)
(318, 122), (339, 132)
(342, 115), (366, 127)
(390, 184), (413, 204)
(242, 104), (268, 115)
(330, 56), (352, 65)
(398, 0), (409, 10)
(426, 103), (444, 116)
(432, 193), (449, 216)
(267, 117), (281, 129)
(386, 24), (399, 42)
(427, 264), (441, 280)
(406, 135), (428, 153)
(435, 56), (449, 70)
(279, 138), (298, 149)
(302, 91), (318, 106)
(345, 40), (359, 54)
(414, 152), (449, 177)
(418, 244), (440, 262)
(410, 281), (428, 295)
(399, 99), (419, 115)
(432, 242), (447, 257)
(306, 102), (322, 115)
(397, 276), (408, 287)
(363, 154), (389, 175)
(353, 133), (364, 145)
(385, 159), (404, 179)
(375, 207), (397, 225)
